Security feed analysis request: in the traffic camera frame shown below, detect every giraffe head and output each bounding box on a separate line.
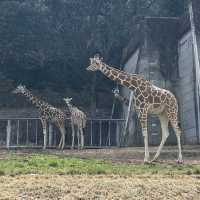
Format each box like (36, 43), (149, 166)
(63, 97), (73, 105)
(112, 88), (120, 97)
(12, 84), (27, 94)
(86, 54), (103, 71)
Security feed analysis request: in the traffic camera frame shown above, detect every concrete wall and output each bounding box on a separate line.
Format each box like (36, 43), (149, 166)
(177, 31), (198, 144)
(121, 48), (141, 146)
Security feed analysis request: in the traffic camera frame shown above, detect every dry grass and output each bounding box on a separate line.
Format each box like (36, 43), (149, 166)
(0, 174), (200, 200)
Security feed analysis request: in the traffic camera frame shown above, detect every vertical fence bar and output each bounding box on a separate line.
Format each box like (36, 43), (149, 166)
(17, 120), (20, 145)
(6, 120), (11, 149)
(90, 120), (93, 146)
(116, 121), (120, 147)
(99, 120), (102, 147)
(108, 121), (111, 146)
(49, 124), (53, 147)
(26, 120), (29, 145)
(53, 125), (56, 146)
(3, 118), (125, 149)
(35, 120), (38, 145)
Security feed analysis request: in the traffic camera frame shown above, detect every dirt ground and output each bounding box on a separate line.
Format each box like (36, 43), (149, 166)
(1, 145), (200, 164)
(0, 146), (200, 200)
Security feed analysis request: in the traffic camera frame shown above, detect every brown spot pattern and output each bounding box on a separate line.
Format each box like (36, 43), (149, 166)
(123, 81), (130, 87)
(154, 96), (160, 104)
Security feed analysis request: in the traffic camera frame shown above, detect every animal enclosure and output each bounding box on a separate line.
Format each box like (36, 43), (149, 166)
(0, 118), (125, 149)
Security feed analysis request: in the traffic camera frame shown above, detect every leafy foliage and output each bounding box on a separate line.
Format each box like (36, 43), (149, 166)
(0, 0), (186, 108)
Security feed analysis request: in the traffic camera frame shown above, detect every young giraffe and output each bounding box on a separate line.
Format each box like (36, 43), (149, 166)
(112, 88), (130, 106)
(87, 54), (183, 163)
(63, 97), (87, 149)
(12, 85), (67, 149)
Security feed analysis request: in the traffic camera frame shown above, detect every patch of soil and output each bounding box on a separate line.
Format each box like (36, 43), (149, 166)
(0, 175), (199, 200)
(2, 145), (200, 164)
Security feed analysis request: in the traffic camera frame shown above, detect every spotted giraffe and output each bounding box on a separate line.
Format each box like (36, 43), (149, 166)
(87, 54), (183, 163)
(63, 97), (87, 149)
(12, 85), (67, 149)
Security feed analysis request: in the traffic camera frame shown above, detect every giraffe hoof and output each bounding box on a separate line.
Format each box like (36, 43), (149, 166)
(144, 159), (151, 164)
(151, 158), (159, 163)
(176, 159), (184, 164)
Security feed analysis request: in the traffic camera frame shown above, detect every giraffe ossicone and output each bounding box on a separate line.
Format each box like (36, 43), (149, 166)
(12, 85), (67, 150)
(87, 55), (183, 164)
(63, 97), (86, 150)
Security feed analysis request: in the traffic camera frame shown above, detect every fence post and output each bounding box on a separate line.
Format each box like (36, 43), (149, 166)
(116, 121), (121, 147)
(17, 120), (20, 145)
(99, 120), (102, 147)
(6, 120), (11, 149)
(26, 120), (29, 145)
(90, 120), (93, 146)
(49, 124), (53, 147)
(35, 120), (38, 145)
(108, 121), (111, 146)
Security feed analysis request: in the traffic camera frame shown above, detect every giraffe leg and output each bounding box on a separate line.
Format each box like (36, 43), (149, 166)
(77, 128), (80, 150)
(139, 115), (150, 163)
(170, 120), (183, 164)
(58, 134), (63, 149)
(71, 119), (75, 149)
(41, 119), (47, 150)
(151, 113), (169, 162)
(80, 128), (84, 149)
(60, 124), (66, 150)
(56, 122), (63, 149)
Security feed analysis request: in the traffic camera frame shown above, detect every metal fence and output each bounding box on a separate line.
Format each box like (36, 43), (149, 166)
(0, 118), (125, 149)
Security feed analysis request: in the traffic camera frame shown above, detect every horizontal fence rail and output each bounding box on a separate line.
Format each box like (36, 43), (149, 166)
(0, 118), (125, 149)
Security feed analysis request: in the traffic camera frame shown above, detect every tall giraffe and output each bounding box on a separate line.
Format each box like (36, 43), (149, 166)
(12, 85), (67, 149)
(87, 54), (183, 163)
(63, 97), (87, 149)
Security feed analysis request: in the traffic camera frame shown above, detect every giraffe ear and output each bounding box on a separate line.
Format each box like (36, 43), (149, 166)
(18, 84), (26, 89)
(112, 88), (119, 94)
(94, 53), (100, 59)
(138, 74), (145, 79)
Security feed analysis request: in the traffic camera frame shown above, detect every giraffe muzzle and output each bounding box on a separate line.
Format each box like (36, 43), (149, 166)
(86, 65), (95, 71)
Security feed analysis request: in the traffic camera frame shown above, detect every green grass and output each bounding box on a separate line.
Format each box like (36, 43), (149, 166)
(0, 153), (200, 176)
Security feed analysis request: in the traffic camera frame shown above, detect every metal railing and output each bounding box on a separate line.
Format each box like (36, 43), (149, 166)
(0, 118), (125, 149)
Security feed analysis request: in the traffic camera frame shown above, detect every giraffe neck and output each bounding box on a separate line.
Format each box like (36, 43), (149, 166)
(22, 89), (47, 109)
(66, 103), (74, 114)
(99, 62), (139, 90)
